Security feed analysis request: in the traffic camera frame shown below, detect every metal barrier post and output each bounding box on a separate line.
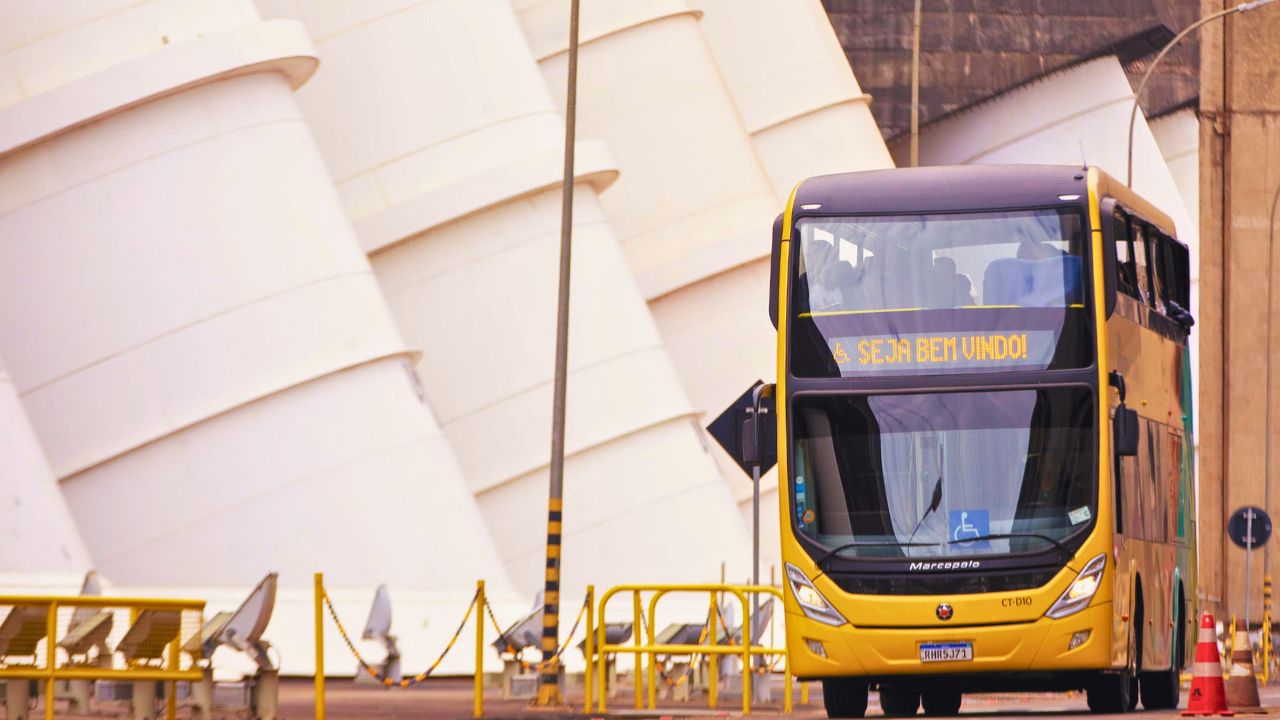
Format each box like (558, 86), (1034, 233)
(801, 681), (810, 705)
(632, 591), (643, 710)
(167, 632), (180, 720)
(596, 591), (607, 712)
(741, 600), (752, 716)
(314, 573), (325, 720)
(584, 585), (594, 713)
(646, 592), (657, 710)
(474, 580), (485, 719)
(45, 600), (56, 720)
(707, 592), (718, 709)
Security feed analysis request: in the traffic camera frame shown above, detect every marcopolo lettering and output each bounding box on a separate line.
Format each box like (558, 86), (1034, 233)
(907, 560), (982, 571)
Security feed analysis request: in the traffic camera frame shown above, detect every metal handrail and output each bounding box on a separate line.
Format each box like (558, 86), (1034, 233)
(0, 594), (205, 720)
(595, 583), (791, 715)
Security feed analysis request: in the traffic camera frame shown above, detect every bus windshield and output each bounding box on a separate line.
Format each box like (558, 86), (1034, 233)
(791, 388), (1095, 561)
(790, 208), (1091, 377)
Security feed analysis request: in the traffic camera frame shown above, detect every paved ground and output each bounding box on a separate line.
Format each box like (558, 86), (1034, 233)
(12, 676), (1280, 719)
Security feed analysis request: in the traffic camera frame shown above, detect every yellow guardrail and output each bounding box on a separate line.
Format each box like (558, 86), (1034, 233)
(594, 583), (791, 715)
(0, 594), (204, 720)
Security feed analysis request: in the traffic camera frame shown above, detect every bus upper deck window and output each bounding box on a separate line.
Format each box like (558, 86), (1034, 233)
(1147, 232), (1168, 314)
(1114, 213), (1140, 299)
(1129, 220), (1152, 305)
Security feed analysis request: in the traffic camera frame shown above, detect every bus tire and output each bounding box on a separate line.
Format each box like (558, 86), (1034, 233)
(822, 678), (869, 718)
(1088, 601), (1141, 713)
(921, 689), (962, 716)
(1087, 671), (1134, 714)
(1140, 592), (1183, 710)
(879, 684), (921, 717)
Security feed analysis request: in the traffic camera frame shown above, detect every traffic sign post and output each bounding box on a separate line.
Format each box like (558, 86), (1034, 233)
(707, 380), (775, 703)
(1229, 506), (1272, 630)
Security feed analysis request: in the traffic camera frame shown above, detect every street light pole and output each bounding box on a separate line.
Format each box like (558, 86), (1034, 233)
(536, 0), (580, 707)
(1126, 0), (1277, 187)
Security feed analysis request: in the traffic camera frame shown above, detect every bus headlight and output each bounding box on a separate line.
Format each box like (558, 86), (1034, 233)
(785, 563), (847, 626)
(1046, 553), (1106, 619)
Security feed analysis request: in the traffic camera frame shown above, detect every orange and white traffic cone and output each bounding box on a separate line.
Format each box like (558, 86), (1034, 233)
(1225, 629), (1266, 713)
(1185, 612), (1235, 716)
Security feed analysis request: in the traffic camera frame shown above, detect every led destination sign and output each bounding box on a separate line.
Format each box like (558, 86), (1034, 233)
(828, 331), (1056, 374)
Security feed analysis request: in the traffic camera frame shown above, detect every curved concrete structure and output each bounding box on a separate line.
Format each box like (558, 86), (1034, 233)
(689, 0), (893, 197)
(512, 0), (783, 571)
(0, 0), (509, 606)
(258, 0), (751, 596)
(0, 353), (90, 575)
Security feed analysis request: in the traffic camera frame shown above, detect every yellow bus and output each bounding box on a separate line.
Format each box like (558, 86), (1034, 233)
(770, 166), (1196, 716)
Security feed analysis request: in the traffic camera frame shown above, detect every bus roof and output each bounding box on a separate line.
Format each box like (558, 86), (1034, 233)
(788, 165), (1178, 242)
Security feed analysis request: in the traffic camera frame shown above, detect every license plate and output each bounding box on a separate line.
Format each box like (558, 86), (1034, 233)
(919, 642), (973, 663)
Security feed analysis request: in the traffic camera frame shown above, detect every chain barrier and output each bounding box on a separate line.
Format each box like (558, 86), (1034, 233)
(489, 593), (590, 671)
(321, 586), (479, 688)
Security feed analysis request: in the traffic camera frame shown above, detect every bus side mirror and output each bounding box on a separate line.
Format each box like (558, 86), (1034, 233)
(738, 387), (776, 471)
(769, 213), (782, 328)
(1114, 405), (1139, 457)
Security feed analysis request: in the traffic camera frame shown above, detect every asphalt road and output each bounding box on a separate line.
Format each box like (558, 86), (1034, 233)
(274, 677), (1280, 720)
(19, 676), (1273, 719)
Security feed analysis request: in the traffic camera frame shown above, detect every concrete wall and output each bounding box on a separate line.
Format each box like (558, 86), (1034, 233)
(1197, 0), (1280, 621)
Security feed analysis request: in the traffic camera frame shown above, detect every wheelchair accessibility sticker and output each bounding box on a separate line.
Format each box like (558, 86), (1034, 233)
(949, 509), (989, 549)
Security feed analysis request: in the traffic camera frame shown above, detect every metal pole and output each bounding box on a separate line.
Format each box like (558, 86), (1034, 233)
(909, 0), (922, 167)
(1126, 0), (1277, 187)
(474, 580), (485, 718)
(1248, 511), (1255, 631)
(584, 585), (594, 713)
(314, 573), (325, 720)
(45, 601), (56, 720)
(1264, 181), (1280, 588)
(537, 0), (580, 706)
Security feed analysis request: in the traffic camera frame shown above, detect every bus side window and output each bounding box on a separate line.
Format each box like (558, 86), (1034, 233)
(1114, 211), (1141, 299)
(1131, 220), (1153, 308)
(1146, 230), (1167, 314)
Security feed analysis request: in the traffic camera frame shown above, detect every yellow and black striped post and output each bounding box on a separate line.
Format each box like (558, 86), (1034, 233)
(537, 499), (565, 704)
(536, 0), (579, 706)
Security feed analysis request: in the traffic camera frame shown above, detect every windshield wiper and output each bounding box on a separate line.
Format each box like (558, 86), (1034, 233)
(906, 476), (943, 555)
(815, 540), (940, 570)
(948, 532), (1072, 559)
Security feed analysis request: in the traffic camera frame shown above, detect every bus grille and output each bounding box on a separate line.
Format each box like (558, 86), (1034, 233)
(830, 568), (1059, 595)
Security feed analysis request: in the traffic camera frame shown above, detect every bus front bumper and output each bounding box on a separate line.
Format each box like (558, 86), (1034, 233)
(787, 601), (1115, 678)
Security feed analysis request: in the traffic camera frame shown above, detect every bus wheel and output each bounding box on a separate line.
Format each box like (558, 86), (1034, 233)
(879, 684), (921, 716)
(822, 678), (869, 718)
(1088, 612), (1140, 713)
(921, 689), (962, 716)
(1087, 671), (1134, 714)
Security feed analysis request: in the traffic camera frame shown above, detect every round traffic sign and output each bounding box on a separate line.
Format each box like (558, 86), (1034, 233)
(1228, 506), (1272, 549)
